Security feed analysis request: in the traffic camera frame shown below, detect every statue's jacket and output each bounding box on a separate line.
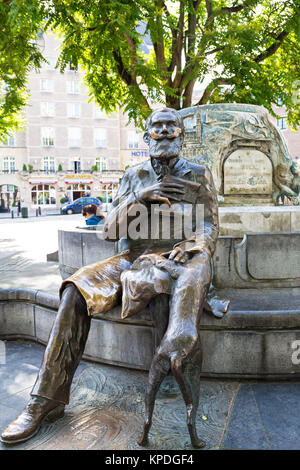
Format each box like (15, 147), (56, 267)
(61, 157), (224, 317)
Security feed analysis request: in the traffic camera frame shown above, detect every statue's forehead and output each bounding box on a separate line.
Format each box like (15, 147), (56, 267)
(150, 111), (178, 124)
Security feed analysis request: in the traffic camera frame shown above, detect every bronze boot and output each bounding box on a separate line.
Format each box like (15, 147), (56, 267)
(0, 396), (64, 445)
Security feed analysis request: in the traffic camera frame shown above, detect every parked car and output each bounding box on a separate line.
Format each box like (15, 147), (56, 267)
(61, 197), (101, 215)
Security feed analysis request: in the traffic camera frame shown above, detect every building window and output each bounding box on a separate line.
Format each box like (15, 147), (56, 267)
(67, 103), (80, 118)
(2, 135), (15, 146)
(72, 160), (81, 173)
(46, 58), (56, 70)
(95, 157), (107, 172)
(67, 81), (80, 94)
(94, 104), (107, 119)
(40, 79), (53, 92)
(94, 128), (107, 148)
(128, 130), (139, 149)
(31, 184), (56, 206)
(41, 127), (55, 146)
(41, 102), (55, 117)
(68, 128), (81, 147)
(3, 157), (16, 174)
(277, 117), (288, 130)
(43, 156), (55, 174)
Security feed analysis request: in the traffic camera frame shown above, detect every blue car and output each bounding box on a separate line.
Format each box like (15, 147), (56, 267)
(61, 197), (101, 215)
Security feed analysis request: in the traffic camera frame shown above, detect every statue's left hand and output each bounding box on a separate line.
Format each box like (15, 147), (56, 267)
(168, 245), (192, 264)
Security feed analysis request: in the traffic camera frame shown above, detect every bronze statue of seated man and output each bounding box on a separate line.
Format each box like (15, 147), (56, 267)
(1, 107), (228, 448)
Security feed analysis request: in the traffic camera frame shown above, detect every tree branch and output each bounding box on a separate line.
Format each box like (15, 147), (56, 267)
(254, 30), (290, 63)
(221, 4), (247, 13)
(205, 46), (225, 56)
(112, 48), (150, 113)
(206, 1), (249, 26)
(112, 49), (135, 86)
(196, 77), (231, 105)
(123, 32), (138, 67)
(167, 2), (185, 78)
(152, 0), (168, 74)
(205, 0), (213, 18)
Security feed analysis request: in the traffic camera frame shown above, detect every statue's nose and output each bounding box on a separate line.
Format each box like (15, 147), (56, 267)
(161, 124), (169, 134)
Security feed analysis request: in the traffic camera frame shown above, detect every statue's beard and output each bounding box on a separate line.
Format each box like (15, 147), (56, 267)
(148, 136), (182, 160)
(151, 157), (172, 179)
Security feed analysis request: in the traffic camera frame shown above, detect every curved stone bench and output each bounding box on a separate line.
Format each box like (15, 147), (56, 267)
(1, 287), (300, 379)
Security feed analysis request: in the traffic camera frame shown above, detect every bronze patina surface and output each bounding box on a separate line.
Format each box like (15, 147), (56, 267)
(1, 108), (228, 448)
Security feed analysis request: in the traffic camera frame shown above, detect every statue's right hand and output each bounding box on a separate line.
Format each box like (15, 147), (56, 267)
(135, 182), (184, 207)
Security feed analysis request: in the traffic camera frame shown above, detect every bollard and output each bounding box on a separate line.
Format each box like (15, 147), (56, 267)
(36, 209), (39, 217)
(11, 210), (14, 219)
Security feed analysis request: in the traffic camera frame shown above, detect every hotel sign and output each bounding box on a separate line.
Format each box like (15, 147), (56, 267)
(131, 150), (148, 157)
(64, 174), (93, 184)
(66, 174), (93, 179)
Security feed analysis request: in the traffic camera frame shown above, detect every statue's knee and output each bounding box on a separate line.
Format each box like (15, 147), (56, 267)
(60, 284), (86, 313)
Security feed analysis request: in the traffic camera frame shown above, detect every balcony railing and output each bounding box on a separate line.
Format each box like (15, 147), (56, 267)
(0, 169), (123, 176)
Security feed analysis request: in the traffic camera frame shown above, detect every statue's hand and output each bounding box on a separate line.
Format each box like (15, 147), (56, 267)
(169, 239), (212, 263)
(168, 245), (193, 264)
(135, 182), (184, 207)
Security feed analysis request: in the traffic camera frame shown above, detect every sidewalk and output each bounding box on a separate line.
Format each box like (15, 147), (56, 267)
(0, 209), (61, 219)
(0, 215), (80, 294)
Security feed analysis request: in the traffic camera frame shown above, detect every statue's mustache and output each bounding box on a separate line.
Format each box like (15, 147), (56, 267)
(149, 128), (182, 140)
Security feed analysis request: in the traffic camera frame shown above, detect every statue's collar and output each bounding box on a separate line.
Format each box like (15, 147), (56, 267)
(171, 157), (191, 176)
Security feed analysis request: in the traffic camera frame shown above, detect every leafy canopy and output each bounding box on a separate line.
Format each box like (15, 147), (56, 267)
(0, 0), (299, 135)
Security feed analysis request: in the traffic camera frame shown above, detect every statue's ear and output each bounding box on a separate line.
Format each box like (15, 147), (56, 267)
(143, 131), (150, 145)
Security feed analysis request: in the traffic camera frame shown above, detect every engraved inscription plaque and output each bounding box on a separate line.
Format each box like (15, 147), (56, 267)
(224, 149), (272, 195)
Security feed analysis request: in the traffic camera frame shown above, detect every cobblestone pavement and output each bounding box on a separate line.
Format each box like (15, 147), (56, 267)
(1, 342), (300, 450)
(0, 342), (237, 451)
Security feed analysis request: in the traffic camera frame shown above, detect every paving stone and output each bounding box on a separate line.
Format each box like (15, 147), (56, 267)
(0, 342), (42, 400)
(221, 384), (271, 449)
(0, 387), (32, 411)
(0, 342), (88, 402)
(252, 383), (300, 450)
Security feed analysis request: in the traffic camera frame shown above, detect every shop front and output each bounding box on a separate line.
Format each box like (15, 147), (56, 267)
(29, 179), (58, 208)
(98, 178), (120, 202)
(0, 184), (19, 212)
(64, 176), (93, 201)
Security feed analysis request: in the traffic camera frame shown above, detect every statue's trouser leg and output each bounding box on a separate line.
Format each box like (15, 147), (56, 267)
(30, 283), (91, 405)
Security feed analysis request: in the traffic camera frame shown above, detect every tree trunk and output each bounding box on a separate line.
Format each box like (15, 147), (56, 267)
(166, 95), (181, 110)
(182, 79), (196, 108)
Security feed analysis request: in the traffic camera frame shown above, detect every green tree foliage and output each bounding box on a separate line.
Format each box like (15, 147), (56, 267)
(0, 0), (46, 138)
(0, 0), (299, 133)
